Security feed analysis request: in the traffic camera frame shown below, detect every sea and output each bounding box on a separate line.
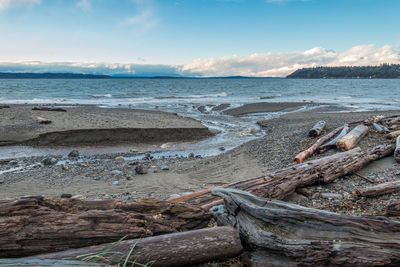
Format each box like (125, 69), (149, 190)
(1, 78), (399, 159)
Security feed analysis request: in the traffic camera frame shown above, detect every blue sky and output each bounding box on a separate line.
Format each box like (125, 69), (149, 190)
(1, 0), (400, 76)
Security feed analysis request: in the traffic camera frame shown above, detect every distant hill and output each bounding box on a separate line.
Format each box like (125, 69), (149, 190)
(287, 64), (400, 79)
(0, 72), (111, 79)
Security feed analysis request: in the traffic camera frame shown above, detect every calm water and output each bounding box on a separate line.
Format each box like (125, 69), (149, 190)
(0, 78), (399, 159)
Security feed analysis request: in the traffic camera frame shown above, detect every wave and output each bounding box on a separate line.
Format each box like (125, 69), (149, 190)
(90, 94), (112, 98)
(156, 92), (228, 99)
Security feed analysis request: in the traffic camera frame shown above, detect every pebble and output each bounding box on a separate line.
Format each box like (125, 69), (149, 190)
(115, 156), (125, 163)
(68, 150), (79, 158)
(42, 157), (58, 166)
(111, 170), (123, 176)
(135, 165), (148, 175)
(321, 193), (343, 200)
(61, 164), (68, 171)
(112, 181), (119, 186)
(160, 165), (169, 170)
(60, 193), (72, 198)
(219, 147), (226, 151)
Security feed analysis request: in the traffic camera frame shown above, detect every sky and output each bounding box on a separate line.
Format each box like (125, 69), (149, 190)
(0, 0), (400, 77)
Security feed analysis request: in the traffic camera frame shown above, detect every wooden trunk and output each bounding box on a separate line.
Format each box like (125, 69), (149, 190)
(358, 180), (400, 197)
(174, 145), (394, 209)
(336, 125), (369, 151)
(317, 124), (349, 153)
(395, 136), (400, 163)
(387, 130), (400, 139)
(294, 125), (343, 163)
(372, 122), (385, 133)
(26, 226), (243, 267)
(212, 188), (400, 266)
(0, 196), (212, 257)
(308, 120), (326, 137)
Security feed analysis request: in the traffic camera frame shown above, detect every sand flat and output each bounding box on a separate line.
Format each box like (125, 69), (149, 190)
(0, 105), (213, 146)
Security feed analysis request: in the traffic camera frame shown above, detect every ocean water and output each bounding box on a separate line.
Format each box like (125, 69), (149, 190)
(0, 78), (399, 158)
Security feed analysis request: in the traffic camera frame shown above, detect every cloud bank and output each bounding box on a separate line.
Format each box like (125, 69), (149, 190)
(0, 0), (41, 10)
(1, 45), (399, 77)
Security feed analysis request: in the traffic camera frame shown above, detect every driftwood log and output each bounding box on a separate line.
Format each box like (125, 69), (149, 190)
(0, 196), (212, 257)
(395, 136), (400, 163)
(172, 145), (394, 209)
(387, 200), (400, 216)
(26, 226), (242, 266)
(294, 125), (344, 163)
(317, 124), (350, 154)
(36, 116), (52, 124)
(32, 106), (67, 112)
(0, 259), (100, 266)
(358, 180), (400, 197)
(211, 188), (400, 266)
(372, 122), (386, 133)
(336, 125), (369, 151)
(387, 130), (400, 139)
(308, 120), (326, 137)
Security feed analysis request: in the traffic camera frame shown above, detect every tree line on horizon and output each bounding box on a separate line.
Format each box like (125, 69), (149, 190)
(287, 64), (400, 79)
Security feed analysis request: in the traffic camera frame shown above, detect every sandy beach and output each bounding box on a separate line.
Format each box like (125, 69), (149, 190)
(1, 103), (400, 219)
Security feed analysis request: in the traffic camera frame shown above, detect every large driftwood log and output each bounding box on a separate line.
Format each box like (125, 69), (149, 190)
(0, 259), (100, 266)
(211, 188), (400, 266)
(26, 226), (242, 266)
(294, 125), (344, 164)
(308, 120), (326, 137)
(358, 180), (400, 197)
(0, 196), (212, 257)
(387, 130), (400, 139)
(317, 123), (349, 154)
(395, 136), (400, 163)
(175, 145), (394, 209)
(336, 125), (369, 151)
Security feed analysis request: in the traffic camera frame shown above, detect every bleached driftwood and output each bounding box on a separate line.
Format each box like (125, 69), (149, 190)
(317, 124), (350, 153)
(336, 125), (368, 151)
(395, 136), (400, 163)
(36, 116), (52, 124)
(294, 125), (344, 163)
(387, 130), (400, 139)
(308, 120), (326, 137)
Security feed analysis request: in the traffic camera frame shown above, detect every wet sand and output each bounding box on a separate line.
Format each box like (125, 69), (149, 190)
(223, 101), (315, 116)
(0, 105), (213, 146)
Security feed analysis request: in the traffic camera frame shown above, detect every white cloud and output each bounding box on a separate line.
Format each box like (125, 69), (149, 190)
(124, 0), (157, 33)
(76, 0), (91, 11)
(180, 45), (400, 77)
(1, 45), (399, 77)
(0, 0), (41, 9)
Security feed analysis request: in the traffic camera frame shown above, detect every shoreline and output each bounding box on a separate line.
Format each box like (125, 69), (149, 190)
(2, 104), (400, 213)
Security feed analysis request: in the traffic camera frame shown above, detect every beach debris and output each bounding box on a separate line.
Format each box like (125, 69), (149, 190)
(294, 125), (344, 163)
(387, 130), (400, 139)
(26, 226), (241, 267)
(71, 194), (84, 199)
(160, 165), (169, 170)
(356, 180), (400, 198)
(114, 156), (125, 163)
(0, 196), (212, 258)
(395, 136), (400, 163)
(372, 122), (388, 133)
(211, 188), (400, 266)
(308, 120), (326, 137)
(364, 115), (385, 125)
(353, 172), (376, 183)
(317, 123), (350, 153)
(135, 165), (148, 175)
(171, 145), (394, 210)
(36, 116), (52, 124)
(42, 157), (58, 166)
(336, 125), (368, 151)
(60, 193), (72, 198)
(32, 106), (67, 112)
(0, 105), (10, 109)
(68, 150), (79, 158)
